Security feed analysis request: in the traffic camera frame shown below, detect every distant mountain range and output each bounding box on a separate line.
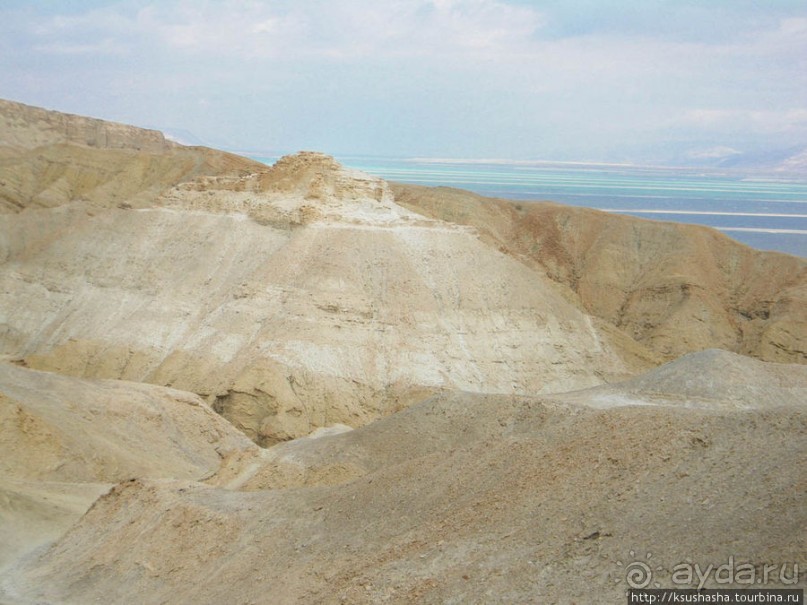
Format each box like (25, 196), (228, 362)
(712, 146), (807, 173)
(144, 119), (807, 176)
(674, 144), (807, 174)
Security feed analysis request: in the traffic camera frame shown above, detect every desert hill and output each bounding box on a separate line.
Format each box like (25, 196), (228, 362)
(1, 351), (804, 604)
(0, 100), (805, 603)
(0, 98), (171, 153)
(0, 99), (263, 212)
(0, 99), (658, 446)
(393, 184), (807, 363)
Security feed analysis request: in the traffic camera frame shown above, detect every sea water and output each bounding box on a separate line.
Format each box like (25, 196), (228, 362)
(249, 155), (807, 258)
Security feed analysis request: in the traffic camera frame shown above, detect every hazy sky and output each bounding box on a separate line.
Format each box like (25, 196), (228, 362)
(1, 0), (806, 162)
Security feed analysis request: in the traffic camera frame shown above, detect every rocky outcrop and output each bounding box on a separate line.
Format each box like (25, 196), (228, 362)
(0, 98), (265, 212)
(0, 98), (171, 152)
(158, 151), (426, 229)
(393, 184), (807, 364)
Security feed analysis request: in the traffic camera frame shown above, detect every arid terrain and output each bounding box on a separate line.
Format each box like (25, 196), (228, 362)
(0, 99), (804, 604)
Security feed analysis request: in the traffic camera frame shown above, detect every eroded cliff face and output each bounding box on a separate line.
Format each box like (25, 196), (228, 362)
(2, 97), (805, 448)
(0, 98), (171, 152)
(0, 147), (653, 445)
(0, 98), (264, 212)
(1, 101), (805, 605)
(392, 184), (807, 364)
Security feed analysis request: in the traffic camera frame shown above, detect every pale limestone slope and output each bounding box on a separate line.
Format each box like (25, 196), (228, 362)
(0, 100), (804, 604)
(1, 152), (653, 445)
(2, 351), (803, 604)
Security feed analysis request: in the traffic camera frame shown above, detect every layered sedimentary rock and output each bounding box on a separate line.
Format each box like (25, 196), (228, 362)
(1, 99), (805, 604)
(0, 98), (171, 153)
(0, 99), (263, 212)
(0, 147), (652, 445)
(393, 184), (807, 363)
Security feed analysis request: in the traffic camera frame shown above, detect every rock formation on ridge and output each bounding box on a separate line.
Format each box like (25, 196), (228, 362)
(0, 100), (658, 445)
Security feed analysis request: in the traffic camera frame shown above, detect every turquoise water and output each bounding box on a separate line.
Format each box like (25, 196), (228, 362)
(250, 155), (807, 258)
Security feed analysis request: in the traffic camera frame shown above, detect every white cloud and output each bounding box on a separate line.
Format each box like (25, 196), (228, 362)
(2, 0), (806, 159)
(425, 0), (543, 52)
(681, 109), (807, 134)
(687, 146), (742, 160)
(33, 39), (127, 56)
(125, 0), (546, 60)
(779, 17), (807, 37)
(131, 2), (306, 58)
